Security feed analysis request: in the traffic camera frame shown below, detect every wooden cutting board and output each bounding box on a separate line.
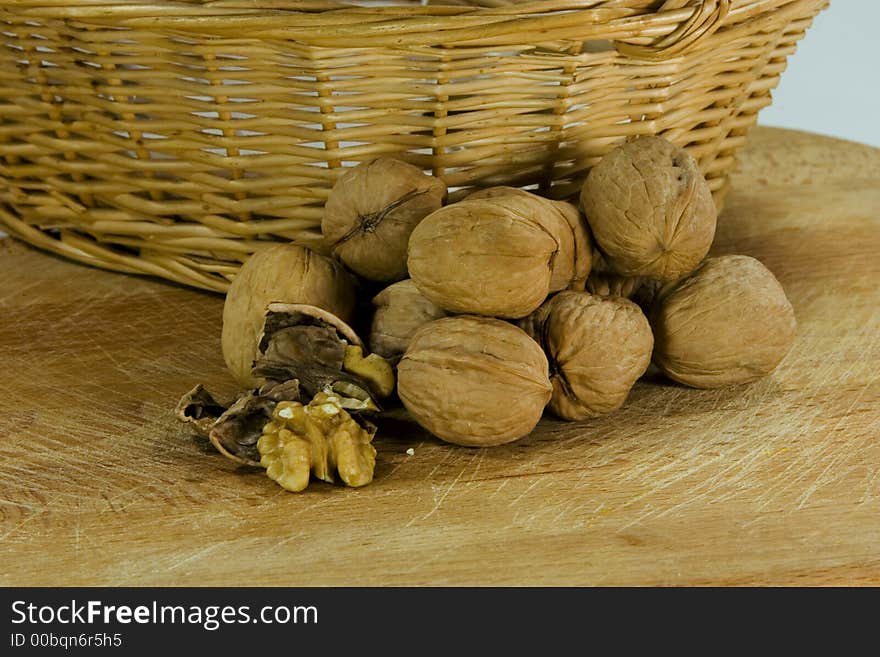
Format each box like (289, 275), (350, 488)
(1, 127), (878, 586)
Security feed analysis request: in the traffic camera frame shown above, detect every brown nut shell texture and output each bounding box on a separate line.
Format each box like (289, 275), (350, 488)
(650, 255), (797, 389)
(408, 193), (587, 318)
(369, 279), (448, 361)
(466, 186), (593, 290)
(322, 158), (447, 282)
(397, 316), (552, 447)
(521, 291), (653, 420)
(222, 244), (356, 388)
(581, 136), (716, 282)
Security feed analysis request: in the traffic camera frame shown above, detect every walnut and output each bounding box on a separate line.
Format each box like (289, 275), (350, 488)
(222, 244), (356, 388)
(257, 393), (377, 492)
(369, 279), (448, 361)
(650, 255), (797, 388)
(583, 249), (662, 312)
(322, 158), (447, 282)
(466, 186), (593, 290)
(580, 136), (716, 282)
(585, 270), (645, 299)
(520, 291), (653, 420)
(407, 192), (591, 318)
(397, 316), (552, 446)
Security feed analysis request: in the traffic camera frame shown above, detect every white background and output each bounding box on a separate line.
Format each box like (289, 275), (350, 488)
(758, 1), (880, 147)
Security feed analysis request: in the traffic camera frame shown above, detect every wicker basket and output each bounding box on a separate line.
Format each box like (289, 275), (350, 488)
(0, 0), (827, 292)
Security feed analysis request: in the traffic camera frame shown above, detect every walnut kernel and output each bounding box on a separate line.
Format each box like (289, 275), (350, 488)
(258, 393), (377, 492)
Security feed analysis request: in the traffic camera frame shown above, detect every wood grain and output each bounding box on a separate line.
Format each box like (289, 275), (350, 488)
(1, 127), (878, 586)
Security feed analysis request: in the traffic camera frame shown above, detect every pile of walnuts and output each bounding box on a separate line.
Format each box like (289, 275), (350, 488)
(177, 136), (796, 493)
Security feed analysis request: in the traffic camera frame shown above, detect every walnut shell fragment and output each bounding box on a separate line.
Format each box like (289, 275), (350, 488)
(520, 291), (653, 420)
(174, 384), (227, 438)
(650, 255), (797, 388)
(580, 136), (716, 282)
(222, 243), (356, 388)
(322, 158), (447, 282)
(369, 279), (448, 362)
(398, 316), (552, 447)
(408, 192), (590, 318)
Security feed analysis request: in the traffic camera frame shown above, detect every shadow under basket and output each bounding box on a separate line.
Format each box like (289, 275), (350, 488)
(0, 0), (828, 293)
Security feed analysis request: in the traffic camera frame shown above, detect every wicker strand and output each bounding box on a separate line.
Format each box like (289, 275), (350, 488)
(0, 0), (828, 292)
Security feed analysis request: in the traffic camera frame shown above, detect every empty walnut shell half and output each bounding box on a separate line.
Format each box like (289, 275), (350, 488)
(520, 291), (654, 420)
(222, 243), (356, 388)
(408, 193), (588, 318)
(398, 316), (552, 447)
(322, 157), (447, 282)
(580, 136), (716, 282)
(650, 255), (797, 388)
(369, 279), (448, 362)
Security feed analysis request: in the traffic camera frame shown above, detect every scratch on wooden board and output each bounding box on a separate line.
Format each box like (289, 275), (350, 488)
(860, 461), (879, 505)
(164, 543), (227, 573)
(73, 501), (81, 558)
(753, 345), (878, 510)
(406, 464), (467, 527)
(487, 478), (509, 499)
(381, 441), (427, 481)
(0, 494), (63, 542)
(0, 278), (44, 305)
(507, 476), (545, 508)
(268, 530), (307, 552)
(795, 372), (879, 510)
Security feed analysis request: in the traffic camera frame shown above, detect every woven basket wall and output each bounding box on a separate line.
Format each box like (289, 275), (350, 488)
(0, 0), (827, 293)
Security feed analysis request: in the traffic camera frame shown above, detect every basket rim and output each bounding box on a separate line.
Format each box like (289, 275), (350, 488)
(2, 0), (828, 57)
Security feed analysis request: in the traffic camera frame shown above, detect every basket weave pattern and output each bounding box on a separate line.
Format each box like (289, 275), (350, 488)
(0, 0), (827, 292)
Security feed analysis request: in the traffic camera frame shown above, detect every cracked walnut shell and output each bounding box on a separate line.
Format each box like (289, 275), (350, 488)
(182, 303), (392, 467)
(322, 158), (447, 282)
(650, 255), (797, 388)
(397, 316), (552, 447)
(222, 244), (356, 388)
(580, 136), (716, 282)
(520, 291), (653, 420)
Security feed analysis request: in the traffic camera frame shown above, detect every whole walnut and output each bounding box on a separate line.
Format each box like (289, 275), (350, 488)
(408, 193), (588, 318)
(650, 255), (797, 388)
(222, 244), (356, 388)
(397, 316), (552, 446)
(580, 136), (716, 282)
(584, 249), (661, 312)
(369, 279), (448, 361)
(322, 158), (447, 282)
(466, 186), (593, 290)
(520, 291), (653, 420)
